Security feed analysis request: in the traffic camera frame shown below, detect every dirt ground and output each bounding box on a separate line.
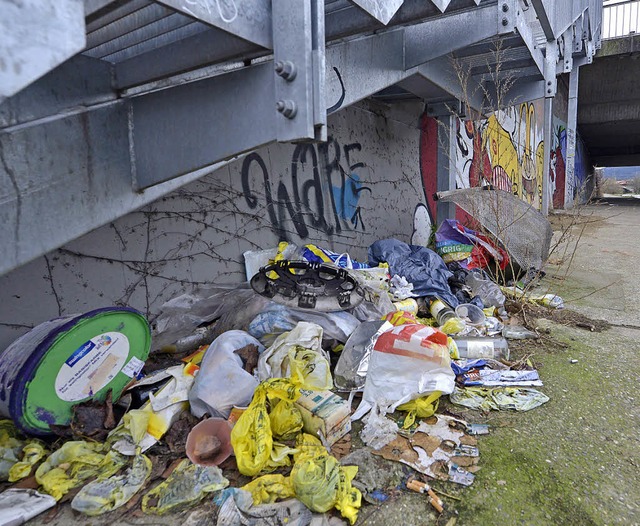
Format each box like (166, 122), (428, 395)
(20, 203), (640, 526)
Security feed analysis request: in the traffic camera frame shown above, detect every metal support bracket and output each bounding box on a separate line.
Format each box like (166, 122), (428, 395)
(272, 0), (326, 142)
(498, 0), (517, 35)
(543, 40), (557, 98)
(561, 27), (574, 73)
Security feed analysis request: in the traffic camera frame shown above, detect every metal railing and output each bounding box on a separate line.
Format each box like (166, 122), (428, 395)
(603, 0), (640, 38)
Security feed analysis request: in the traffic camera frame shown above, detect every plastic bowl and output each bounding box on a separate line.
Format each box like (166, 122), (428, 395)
(185, 417), (233, 466)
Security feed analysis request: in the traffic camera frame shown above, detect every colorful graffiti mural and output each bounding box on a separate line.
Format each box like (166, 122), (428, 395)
(550, 116), (590, 208)
(454, 101), (545, 209)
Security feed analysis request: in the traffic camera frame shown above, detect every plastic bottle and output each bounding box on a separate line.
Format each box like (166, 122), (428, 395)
(429, 299), (456, 325)
(452, 337), (510, 360)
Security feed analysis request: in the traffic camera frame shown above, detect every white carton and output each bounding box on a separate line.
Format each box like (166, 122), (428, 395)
(294, 389), (351, 446)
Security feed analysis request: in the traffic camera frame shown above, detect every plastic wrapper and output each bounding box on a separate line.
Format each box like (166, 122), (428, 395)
(248, 305), (359, 347)
(359, 405), (399, 450)
(189, 331), (263, 419)
(0, 433), (21, 481)
(71, 452), (152, 515)
(142, 459), (228, 514)
(152, 284), (272, 351)
(384, 310), (418, 326)
(216, 489), (314, 526)
(244, 242), (301, 281)
(0, 489), (56, 526)
(389, 275), (415, 300)
(109, 363), (197, 455)
(466, 269), (506, 311)
(352, 324), (455, 420)
(258, 323), (332, 390)
(333, 321), (391, 392)
(368, 239), (458, 307)
(35, 441), (126, 501)
(231, 378), (301, 476)
(449, 386), (550, 411)
(435, 219), (509, 271)
(301, 244), (369, 269)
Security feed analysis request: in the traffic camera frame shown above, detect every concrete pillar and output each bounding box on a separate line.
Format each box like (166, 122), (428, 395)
(436, 114), (457, 224)
(564, 66), (580, 208)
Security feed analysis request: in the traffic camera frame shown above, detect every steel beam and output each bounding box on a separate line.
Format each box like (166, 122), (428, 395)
(0, 0), (86, 100)
(155, 0), (272, 48)
(325, 30), (407, 114)
(514, 3), (545, 75)
(349, 0), (404, 25)
(113, 26), (257, 89)
(415, 56), (486, 114)
(0, 55), (115, 129)
(530, 0), (555, 41)
(130, 62), (275, 189)
(404, 3), (504, 69)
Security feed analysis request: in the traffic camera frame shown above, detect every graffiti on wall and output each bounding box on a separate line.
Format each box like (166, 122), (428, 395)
(454, 101), (545, 209)
(550, 117), (590, 208)
(550, 120), (567, 209)
(241, 137), (372, 241)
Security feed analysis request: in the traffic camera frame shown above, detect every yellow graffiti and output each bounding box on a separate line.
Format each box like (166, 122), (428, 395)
(471, 102), (544, 209)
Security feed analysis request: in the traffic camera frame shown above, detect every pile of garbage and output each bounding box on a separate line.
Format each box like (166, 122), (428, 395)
(0, 218), (564, 525)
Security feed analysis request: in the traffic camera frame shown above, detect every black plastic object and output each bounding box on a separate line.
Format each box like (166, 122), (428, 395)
(250, 260), (363, 312)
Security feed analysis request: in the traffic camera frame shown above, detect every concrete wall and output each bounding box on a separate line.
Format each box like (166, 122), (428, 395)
(0, 100), (431, 352)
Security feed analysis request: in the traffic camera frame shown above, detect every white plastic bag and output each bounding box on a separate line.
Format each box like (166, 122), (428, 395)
(257, 322), (332, 390)
(189, 331), (264, 419)
(352, 324), (455, 420)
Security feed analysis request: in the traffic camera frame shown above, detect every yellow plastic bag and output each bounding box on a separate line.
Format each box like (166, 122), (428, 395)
(142, 459), (228, 514)
(397, 391), (442, 428)
(334, 465), (361, 525)
(269, 400), (303, 441)
(288, 346), (333, 390)
(231, 378), (300, 476)
(35, 441), (126, 501)
(291, 434), (362, 525)
(71, 452), (152, 515)
(440, 316), (465, 335)
(0, 420), (23, 481)
(242, 474), (295, 505)
(8, 441), (47, 482)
